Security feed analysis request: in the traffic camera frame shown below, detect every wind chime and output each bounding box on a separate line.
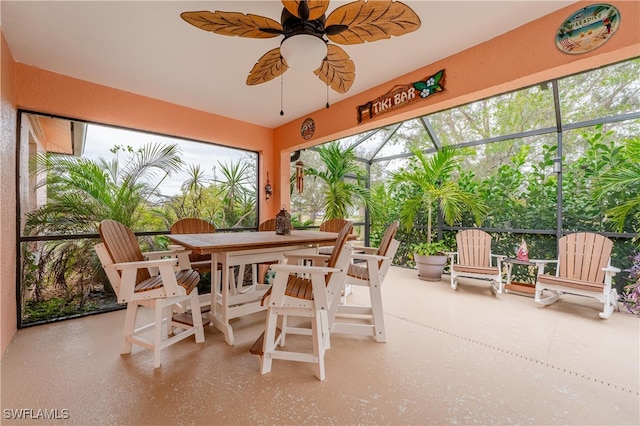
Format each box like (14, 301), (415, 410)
(295, 160), (304, 194)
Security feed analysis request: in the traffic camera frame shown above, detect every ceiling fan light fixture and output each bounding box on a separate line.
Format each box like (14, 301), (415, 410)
(280, 35), (327, 72)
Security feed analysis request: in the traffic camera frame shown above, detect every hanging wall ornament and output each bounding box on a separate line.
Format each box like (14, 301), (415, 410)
(295, 160), (304, 194)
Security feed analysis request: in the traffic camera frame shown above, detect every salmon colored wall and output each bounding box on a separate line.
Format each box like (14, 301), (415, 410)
(272, 0), (640, 207)
(1, 31), (18, 356)
(15, 64), (279, 219)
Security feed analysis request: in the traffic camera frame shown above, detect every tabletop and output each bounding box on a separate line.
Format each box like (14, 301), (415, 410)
(168, 230), (340, 254)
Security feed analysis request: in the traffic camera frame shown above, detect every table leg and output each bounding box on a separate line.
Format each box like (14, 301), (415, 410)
(209, 252), (235, 345)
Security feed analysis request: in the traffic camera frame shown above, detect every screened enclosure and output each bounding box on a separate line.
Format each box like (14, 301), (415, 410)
(291, 57), (639, 276)
(15, 57), (640, 326)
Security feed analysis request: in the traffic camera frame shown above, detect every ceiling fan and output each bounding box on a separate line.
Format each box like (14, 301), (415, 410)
(181, 1), (421, 94)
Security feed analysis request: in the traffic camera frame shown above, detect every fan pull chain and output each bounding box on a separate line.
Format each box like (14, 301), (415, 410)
(326, 81), (330, 109)
(280, 69), (284, 116)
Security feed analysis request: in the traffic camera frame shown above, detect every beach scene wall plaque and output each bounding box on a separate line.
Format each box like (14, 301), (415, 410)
(556, 4), (620, 55)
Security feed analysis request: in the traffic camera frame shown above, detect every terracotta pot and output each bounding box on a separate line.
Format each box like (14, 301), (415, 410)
(414, 254), (448, 282)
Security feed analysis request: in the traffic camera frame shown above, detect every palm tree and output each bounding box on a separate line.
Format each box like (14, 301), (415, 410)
(305, 142), (376, 221)
(215, 160), (254, 227)
(23, 143), (183, 313)
(390, 146), (486, 245)
(28, 142), (183, 233)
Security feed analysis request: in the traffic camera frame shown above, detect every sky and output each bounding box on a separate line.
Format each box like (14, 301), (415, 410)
(83, 124), (255, 196)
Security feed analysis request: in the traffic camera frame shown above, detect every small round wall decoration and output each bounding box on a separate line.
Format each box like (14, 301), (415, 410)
(556, 4), (620, 55)
(300, 118), (315, 140)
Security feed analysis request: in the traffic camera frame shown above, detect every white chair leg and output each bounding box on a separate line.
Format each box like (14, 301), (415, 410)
(153, 303), (163, 368)
(279, 314), (288, 347)
(260, 310), (278, 375)
(598, 290), (617, 319)
(369, 279), (386, 343)
(121, 303), (137, 354)
(190, 292), (205, 343)
(535, 286), (560, 305)
(451, 275), (458, 290)
(312, 313), (326, 382)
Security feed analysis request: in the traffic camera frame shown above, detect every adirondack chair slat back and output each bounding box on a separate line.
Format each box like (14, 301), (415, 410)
(258, 218), (277, 231)
(377, 221), (399, 257)
(320, 218), (350, 233)
(558, 233), (612, 283)
(457, 229), (491, 267)
(170, 218), (216, 264)
(325, 222), (354, 284)
(375, 221), (399, 268)
(99, 220), (150, 285)
(170, 218), (216, 234)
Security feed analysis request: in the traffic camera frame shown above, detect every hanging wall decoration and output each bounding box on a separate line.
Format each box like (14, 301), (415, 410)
(357, 69), (445, 124)
(295, 160), (304, 194)
(301, 118), (315, 140)
(555, 4), (620, 55)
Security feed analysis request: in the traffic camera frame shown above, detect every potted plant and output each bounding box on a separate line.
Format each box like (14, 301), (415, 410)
(410, 241), (450, 281)
(391, 146), (487, 281)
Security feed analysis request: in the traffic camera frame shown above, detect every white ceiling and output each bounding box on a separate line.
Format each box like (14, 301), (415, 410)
(1, 1), (577, 129)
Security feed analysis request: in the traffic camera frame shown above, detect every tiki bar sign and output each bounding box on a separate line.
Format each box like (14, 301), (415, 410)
(357, 69), (445, 124)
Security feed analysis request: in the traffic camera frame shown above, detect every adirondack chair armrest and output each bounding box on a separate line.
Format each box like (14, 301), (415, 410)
(106, 258), (183, 301)
(270, 263), (340, 275)
(351, 253), (388, 262)
(529, 259), (557, 276)
(284, 253), (330, 266)
(143, 249), (192, 259)
(144, 247), (193, 270)
(445, 251), (458, 263)
(603, 266), (621, 274)
(491, 254), (507, 267)
(355, 246), (379, 254)
(111, 257), (179, 270)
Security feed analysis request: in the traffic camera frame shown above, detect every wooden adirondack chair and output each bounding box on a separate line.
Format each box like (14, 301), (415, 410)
(169, 218), (216, 274)
(95, 220), (205, 368)
(448, 229), (504, 295)
(535, 232), (620, 319)
(251, 222), (353, 381)
(332, 221), (400, 343)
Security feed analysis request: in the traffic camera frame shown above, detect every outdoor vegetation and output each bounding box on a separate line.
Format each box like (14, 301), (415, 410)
(19, 57), (640, 325)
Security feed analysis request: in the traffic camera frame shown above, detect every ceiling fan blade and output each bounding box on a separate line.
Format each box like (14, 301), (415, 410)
(314, 44), (355, 94)
(281, 1), (330, 21)
(181, 11), (283, 38)
(246, 48), (289, 86)
(325, 0), (421, 45)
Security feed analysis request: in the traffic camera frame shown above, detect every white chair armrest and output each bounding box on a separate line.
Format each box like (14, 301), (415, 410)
(356, 246), (379, 254)
(603, 266), (621, 274)
(111, 257), (178, 270)
(351, 253), (388, 262)
(143, 249), (192, 260)
(529, 259), (557, 276)
(270, 263), (340, 275)
(285, 253), (330, 266)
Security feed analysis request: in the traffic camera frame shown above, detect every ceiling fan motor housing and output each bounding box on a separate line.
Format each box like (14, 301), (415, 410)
(280, 8), (326, 40)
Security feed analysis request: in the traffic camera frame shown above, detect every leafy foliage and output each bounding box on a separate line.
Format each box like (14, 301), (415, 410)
(304, 142), (376, 221)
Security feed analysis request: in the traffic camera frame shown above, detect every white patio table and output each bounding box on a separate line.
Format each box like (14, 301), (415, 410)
(168, 230), (340, 345)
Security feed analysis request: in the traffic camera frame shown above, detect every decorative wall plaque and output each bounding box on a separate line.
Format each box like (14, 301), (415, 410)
(300, 118), (315, 140)
(556, 4), (620, 55)
(357, 70), (445, 124)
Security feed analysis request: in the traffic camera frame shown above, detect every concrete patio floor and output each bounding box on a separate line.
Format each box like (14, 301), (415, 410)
(1, 266), (638, 425)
